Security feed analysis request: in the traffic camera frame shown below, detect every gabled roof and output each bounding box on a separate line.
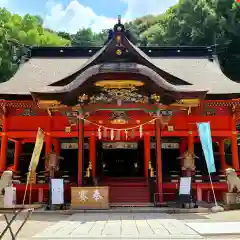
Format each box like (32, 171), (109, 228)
(0, 57), (88, 96)
(0, 21), (239, 100)
(29, 25), (207, 103)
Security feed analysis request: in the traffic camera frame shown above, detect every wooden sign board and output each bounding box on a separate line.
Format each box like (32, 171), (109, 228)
(71, 187), (109, 209)
(102, 142), (138, 149)
(61, 143), (89, 149)
(150, 142), (179, 149)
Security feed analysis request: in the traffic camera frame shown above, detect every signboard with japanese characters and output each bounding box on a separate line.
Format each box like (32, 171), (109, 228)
(150, 142), (179, 149)
(61, 142), (89, 149)
(102, 142), (138, 149)
(71, 187), (109, 209)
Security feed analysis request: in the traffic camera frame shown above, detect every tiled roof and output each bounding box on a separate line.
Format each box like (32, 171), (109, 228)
(0, 57), (88, 95)
(0, 47), (240, 97)
(152, 57), (240, 94)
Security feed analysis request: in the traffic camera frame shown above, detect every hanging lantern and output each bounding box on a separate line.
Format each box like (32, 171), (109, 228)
(98, 127), (102, 139)
(125, 129), (128, 140)
(110, 128), (114, 140)
(139, 125), (143, 138)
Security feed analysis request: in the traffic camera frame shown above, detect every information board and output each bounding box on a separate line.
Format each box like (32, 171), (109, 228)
(51, 179), (64, 205)
(4, 187), (16, 208)
(179, 177), (192, 195)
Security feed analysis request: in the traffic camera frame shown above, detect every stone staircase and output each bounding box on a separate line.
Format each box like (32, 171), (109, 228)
(99, 177), (150, 205)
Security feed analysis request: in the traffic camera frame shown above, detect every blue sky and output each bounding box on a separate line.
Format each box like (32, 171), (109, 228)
(0, 0), (177, 33)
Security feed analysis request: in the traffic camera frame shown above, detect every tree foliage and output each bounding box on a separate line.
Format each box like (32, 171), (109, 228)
(1, 0), (240, 81)
(71, 28), (108, 47)
(0, 8), (70, 82)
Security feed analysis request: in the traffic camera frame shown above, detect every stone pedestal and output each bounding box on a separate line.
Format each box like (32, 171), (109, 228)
(224, 192), (240, 205)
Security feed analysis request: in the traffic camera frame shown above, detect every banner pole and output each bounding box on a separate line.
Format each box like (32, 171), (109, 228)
(22, 172), (30, 206)
(208, 171), (218, 207)
(29, 175), (33, 204)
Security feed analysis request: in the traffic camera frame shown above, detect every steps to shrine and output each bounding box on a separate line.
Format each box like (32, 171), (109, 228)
(99, 177), (150, 203)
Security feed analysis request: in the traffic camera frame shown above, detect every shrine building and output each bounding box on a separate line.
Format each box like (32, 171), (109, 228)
(0, 20), (240, 205)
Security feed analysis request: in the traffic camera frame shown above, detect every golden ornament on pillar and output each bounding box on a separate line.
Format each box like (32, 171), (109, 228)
(150, 168), (154, 177)
(148, 161), (152, 170)
(65, 126), (71, 133)
(86, 168), (90, 177)
(89, 161), (92, 170)
(116, 49), (122, 55)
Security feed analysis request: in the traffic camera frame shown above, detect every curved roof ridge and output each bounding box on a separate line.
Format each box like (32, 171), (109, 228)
(50, 41), (110, 86)
(30, 63), (207, 100)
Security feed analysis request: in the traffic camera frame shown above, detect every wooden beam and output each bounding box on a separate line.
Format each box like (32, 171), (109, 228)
(3, 130), (234, 138)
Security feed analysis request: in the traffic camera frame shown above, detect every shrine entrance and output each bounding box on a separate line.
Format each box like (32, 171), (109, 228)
(97, 141), (144, 177)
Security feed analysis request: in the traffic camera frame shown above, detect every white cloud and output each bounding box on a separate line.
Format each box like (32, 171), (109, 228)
(0, 0), (9, 8)
(122, 0), (178, 20)
(44, 0), (177, 33)
(44, 0), (116, 33)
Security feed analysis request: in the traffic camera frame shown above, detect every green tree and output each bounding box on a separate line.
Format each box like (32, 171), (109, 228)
(57, 31), (71, 41)
(0, 8), (70, 82)
(71, 28), (106, 46)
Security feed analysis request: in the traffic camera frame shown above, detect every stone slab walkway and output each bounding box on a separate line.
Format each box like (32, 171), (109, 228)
(187, 222), (240, 235)
(32, 213), (202, 239)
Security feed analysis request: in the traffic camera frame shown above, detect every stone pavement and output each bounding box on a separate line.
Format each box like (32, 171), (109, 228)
(2, 211), (240, 239)
(32, 213), (202, 239)
(0, 213), (67, 240)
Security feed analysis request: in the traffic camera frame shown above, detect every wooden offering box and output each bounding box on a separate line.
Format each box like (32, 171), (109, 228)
(71, 187), (109, 209)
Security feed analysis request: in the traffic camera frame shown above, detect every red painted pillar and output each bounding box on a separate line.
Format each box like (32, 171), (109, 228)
(45, 134), (52, 155)
(45, 117), (53, 156)
(78, 119), (84, 186)
(231, 132), (239, 170)
(155, 119), (163, 203)
(89, 134), (96, 177)
(54, 139), (61, 155)
(231, 116), (239, 170)
(179, 138), (187, 165)
(188, 130), (194, 153)
(144, 134), (151, 178)
(13, 141), (22, 171)
(0, 113), (8, 171)
(219, 139), (226, 171)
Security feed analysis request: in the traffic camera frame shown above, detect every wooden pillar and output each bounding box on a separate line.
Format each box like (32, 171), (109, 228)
(219, 138), (226, 171)
(45, 116), (53, 156)
(89, 134), (96, 177)
(54, 139), (60, 155)
(0, 112), (8, 171)
(231, 115), (239, 170)
(144, 134), (151, 178)
(188, 130), (194, 153)
(78, 119), (84, 186)
(179, 138), (187, 166)
(231, 131), (239, 170)
(45, 134), (52, 155)
(13, 141), (22, 171)
(155, 119), (163, 203)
